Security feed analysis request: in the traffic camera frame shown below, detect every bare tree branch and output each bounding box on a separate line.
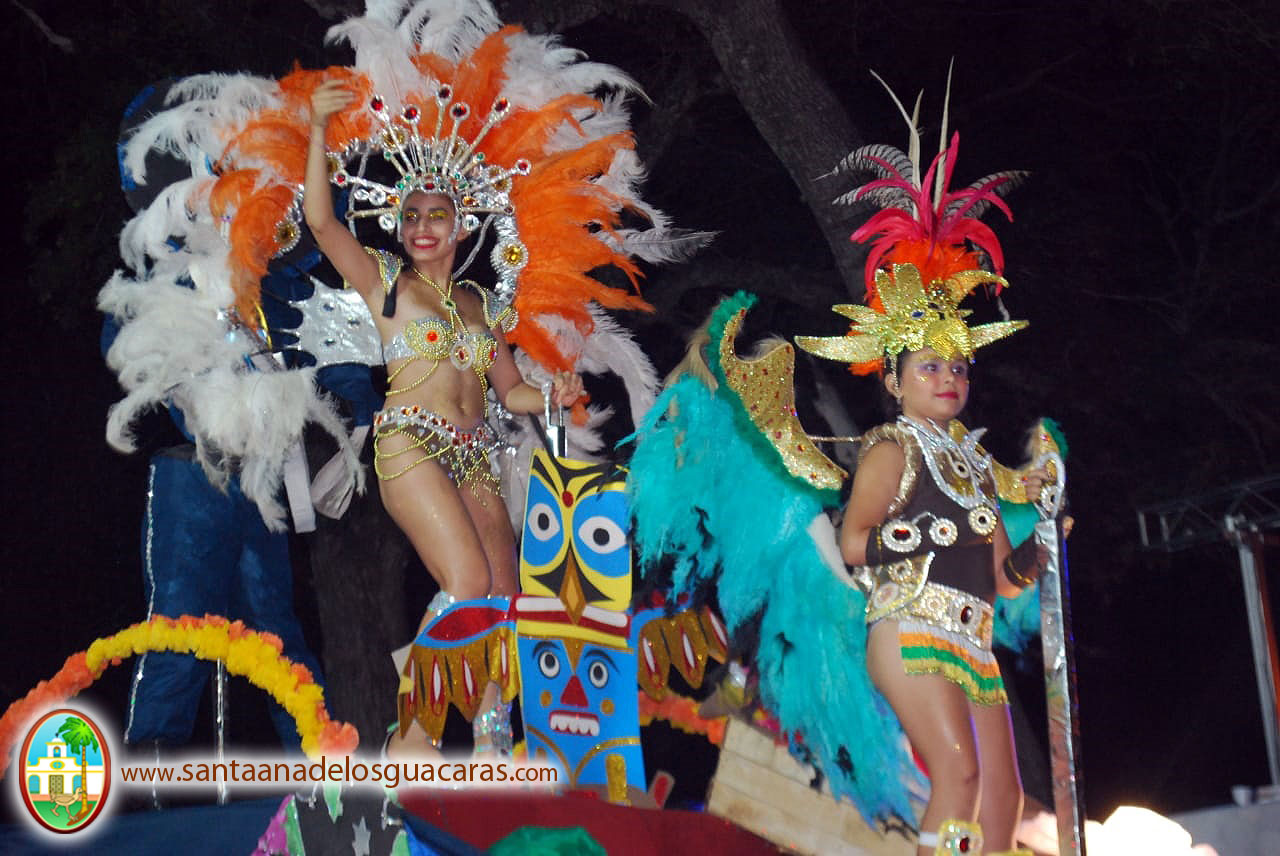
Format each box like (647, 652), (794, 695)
(13, 0), (74, 53)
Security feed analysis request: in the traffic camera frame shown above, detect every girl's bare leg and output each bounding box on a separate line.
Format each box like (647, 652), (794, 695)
(379, 459), (493, 600)
(377, 454), (497, 757)
(971, 699), (1023, 851)
(460, 477), (518, 752)
(866, 621), (981, 856)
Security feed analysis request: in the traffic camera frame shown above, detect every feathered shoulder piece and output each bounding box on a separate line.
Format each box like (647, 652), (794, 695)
(798, 69), (1027, 375)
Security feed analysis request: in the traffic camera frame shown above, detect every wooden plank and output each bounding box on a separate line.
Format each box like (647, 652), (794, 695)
(708, 721), (915, 855)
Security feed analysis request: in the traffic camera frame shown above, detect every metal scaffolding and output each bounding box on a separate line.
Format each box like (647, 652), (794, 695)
(1137, 474), (1280, 786)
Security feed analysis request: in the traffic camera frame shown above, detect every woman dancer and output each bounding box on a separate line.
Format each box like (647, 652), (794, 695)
(832, 343), (1047, 854)
(795, 86), (1048, 852)
(306, 80), (582, 754)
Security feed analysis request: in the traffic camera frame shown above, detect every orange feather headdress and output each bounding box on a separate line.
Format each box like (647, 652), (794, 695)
(205, 4), (705, 371)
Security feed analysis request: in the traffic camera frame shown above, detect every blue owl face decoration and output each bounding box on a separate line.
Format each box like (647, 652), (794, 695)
(516, 448), (643, 790)
(520, 450), (632, 617)
(517, 634), (643, 788)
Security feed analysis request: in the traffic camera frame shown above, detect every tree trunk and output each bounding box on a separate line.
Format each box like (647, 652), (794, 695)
(305, 433), (414, 748)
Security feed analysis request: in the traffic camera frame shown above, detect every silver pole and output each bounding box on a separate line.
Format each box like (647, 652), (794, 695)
(213, 660), (229, 805)
(1224, 515), (1280, 785)
(543, 389), (567, 457)
(1038, 517), (1087, 855)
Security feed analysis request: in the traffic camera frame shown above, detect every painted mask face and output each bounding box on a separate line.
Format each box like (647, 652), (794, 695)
(516, 632), (643, 788)
(520, 450), (631, 616)
(516, 448), (643, 789)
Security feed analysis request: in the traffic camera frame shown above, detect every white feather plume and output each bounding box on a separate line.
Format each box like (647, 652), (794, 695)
(100, 270), (360, 531)
(402, 0), (499, 60)
(117, 177), (215, 272)
(327, 11), (419, 103)
(123, 75), (278, 185)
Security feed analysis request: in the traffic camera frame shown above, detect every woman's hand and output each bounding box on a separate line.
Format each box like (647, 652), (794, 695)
(1020, 466), (1052, 503)
(549, 371), (585, 408)
(311, 80), (356, 129)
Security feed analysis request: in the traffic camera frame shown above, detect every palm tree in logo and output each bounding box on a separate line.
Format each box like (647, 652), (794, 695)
(54, 717), (97, 822)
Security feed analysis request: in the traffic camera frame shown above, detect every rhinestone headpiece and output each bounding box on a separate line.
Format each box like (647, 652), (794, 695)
(333, 87), (527, 235)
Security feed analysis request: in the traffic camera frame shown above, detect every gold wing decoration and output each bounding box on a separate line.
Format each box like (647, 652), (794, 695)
(396, 603), (519, 741)
(635, 605), (730, 700)
(949, 418), (1065, 505)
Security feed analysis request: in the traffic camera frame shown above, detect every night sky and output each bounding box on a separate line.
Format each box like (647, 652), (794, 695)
(4, 0), (1279, 831)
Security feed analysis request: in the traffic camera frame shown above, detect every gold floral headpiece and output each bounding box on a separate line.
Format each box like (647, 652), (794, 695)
(796, 264), (1025, 370)
(797, 72), (1027, 374)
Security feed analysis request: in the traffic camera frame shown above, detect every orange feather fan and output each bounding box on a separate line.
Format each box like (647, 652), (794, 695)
(226, 183), (296, 322)
(447, 27), (516, 138)
(209, 22), (661, 351)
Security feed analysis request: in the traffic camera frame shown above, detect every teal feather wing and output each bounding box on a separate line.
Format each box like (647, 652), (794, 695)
(626, 371), (923, 825)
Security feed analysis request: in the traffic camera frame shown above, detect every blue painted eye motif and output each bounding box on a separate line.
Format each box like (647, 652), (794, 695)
(571, 491), (630, 578)
(586, 657), (610, 689)
(577, 515), (626, 553)
(538, 647), (561, 679)
(522, 477), (566, 568)
(528, 502), (562, 541)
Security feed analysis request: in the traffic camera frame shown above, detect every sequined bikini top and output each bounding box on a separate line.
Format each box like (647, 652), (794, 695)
(383, 316), (499, 375)
(363, 248), (518, 379)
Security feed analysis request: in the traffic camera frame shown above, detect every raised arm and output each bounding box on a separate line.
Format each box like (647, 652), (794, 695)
(839, 440), (906, 566)
(304, 80), (380, 298)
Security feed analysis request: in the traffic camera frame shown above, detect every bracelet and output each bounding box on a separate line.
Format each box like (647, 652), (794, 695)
(1002, 537), (1042, 587)
(1003, 555), (1037, 587)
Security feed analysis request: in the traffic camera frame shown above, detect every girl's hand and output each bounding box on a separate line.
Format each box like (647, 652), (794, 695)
(550, 371), (585, 407)
(311, 80), (356, 128)
(1021, 466), (1052, 503)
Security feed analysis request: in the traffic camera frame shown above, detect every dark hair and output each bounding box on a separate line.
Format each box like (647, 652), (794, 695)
(879, 352), (905, 418)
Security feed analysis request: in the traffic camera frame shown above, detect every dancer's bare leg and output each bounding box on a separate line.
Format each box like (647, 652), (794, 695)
(866, 621), (980, 856)
(972, 700), (1023, 851)
(378, 452), (496, 758)
(460, 478), (518, 753)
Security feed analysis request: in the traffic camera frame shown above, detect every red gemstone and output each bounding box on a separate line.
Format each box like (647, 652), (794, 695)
(562, 491), (574, 506)
(959, 837), (970, 853)
(494, 97), (509, 111)
(437, 85), (452, 100)
(370, 96), (384, 111)
(893, 528), (910, 539)
(451, 103), (469, 118)
(404, 105), (419, 121)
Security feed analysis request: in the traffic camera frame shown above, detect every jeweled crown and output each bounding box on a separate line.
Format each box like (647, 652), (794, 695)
(331, 86), (529, 235)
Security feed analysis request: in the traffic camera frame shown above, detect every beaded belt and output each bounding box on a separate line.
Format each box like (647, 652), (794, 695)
(870, 578), (993, 650)
(372, 406), (498, 485)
